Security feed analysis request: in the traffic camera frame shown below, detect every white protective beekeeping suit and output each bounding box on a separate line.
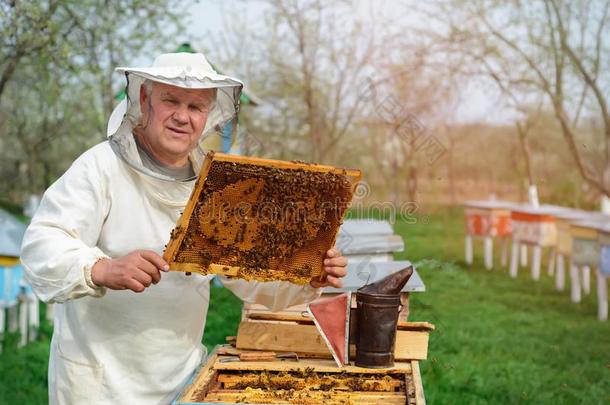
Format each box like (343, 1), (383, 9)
(20, 53), (321, 405)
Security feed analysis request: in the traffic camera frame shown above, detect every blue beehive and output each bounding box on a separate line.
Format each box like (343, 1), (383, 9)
(0, 208), (28, 307)
(0, 264), (24, 307)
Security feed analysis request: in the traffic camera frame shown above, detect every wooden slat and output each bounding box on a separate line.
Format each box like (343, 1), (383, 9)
(163, 154), (213, 264)
(247, 312), (313, 323)
(167, 262), (208, 275)
(216, 373), (403, 391)
(236, 321), (430, 360)
(399, 321), (435, 331)
(213, 152), (362, 177)
(213, 356), (413, 374)
(215, 345), (242, 356)
(348, 331), (429, 360)
(405, 373), (416, 405)
(236, 321), (329, 356)
(203, 390), (407, 405)
(176, 351), (219, 403)
(411, 360), (426, 405)
(245, 312), (435, 331)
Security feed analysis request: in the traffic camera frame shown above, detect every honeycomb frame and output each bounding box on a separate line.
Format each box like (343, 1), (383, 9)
(163, 152), (361, 284)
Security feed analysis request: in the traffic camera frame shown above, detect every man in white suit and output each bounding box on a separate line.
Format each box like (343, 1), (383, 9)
(21, 52), (347, 404)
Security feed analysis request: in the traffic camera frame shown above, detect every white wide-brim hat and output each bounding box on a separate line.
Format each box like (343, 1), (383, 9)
(107, 52), (243, 181)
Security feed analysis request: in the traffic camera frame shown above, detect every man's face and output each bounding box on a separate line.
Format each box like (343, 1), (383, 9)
(139, 82), (215, 166)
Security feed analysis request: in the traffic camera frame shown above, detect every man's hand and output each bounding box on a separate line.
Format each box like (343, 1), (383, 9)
(91, 250), (170, 293)
(310, 248), (348, 289)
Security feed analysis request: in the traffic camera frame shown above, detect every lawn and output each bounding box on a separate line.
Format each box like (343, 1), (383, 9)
(1, 206), (608, 404)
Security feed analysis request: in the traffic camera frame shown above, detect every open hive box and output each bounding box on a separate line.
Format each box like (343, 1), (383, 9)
(163, 152), (361, 284)
(174, 348), (426, 405)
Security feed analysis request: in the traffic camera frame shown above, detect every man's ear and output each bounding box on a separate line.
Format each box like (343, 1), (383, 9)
(139, 84), (148, 115)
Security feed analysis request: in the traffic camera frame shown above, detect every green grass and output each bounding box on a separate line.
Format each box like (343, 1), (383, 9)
(1, 206), (608, 404)
(397, 207), (609, 405)
(202, 283), (243, 351)
(0, 302), (53, 403)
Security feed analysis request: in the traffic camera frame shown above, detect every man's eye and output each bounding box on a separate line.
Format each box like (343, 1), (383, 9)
(190, 105), (205, 112)
(163, 98), (178, 105)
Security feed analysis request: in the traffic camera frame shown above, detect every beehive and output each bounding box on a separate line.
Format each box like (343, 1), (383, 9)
(174, 349), (425, 405)
(163, 152), (361, 284)
(463, 200), (514, 237)
(570, 220), (602, 267)
(511, 209), (557, 246)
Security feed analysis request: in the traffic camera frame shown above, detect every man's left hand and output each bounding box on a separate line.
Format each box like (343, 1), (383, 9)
(310, 248), (348, 288)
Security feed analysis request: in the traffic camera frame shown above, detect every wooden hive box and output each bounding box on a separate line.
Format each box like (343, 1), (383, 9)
(163, 152), (361, 284)
(511, 207), (557, 247)
(570, 220), (602, 268)
(556, 217), (581, 256)
(234, 312), (434, 362)
(599, 227), (610, 277)
(173, 348), (426, 405)
(463, 200), (514, 238)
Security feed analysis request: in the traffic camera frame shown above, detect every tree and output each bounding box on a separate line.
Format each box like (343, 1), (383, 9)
(0, 0), (185, 202)
(0, 1), (65, 101)
(210, 0), (394, 164)
(419, 0), (610, 199)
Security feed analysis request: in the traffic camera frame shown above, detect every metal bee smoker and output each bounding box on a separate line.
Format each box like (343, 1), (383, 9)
(353, 266), (414, 368)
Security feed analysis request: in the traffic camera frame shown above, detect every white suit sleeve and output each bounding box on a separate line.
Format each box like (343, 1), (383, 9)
(219, 276), (322, 311)
(21, 150), (111, 303)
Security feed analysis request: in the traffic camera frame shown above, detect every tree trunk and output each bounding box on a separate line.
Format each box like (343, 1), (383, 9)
(516, 121), (539, 206)
(446, 127), (456, 205)
(407, 162), (418, 203)
(0, 55), (21, 103)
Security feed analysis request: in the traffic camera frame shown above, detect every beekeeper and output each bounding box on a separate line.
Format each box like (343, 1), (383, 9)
(20, 53), (348, 405)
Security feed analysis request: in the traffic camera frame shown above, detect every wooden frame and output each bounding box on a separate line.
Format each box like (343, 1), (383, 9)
(163, 152), (361, 284)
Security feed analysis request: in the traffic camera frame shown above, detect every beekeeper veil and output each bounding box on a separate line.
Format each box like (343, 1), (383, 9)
(106, 52), (243, 181)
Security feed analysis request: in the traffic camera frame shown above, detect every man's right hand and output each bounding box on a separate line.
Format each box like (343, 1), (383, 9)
(91, 250), (170, 293)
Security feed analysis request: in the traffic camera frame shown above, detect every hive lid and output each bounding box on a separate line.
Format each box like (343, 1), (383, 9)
(307, 292), (351, 367)
(463, 199), (520, 210)
(336, 234), (404, 255)
(338, 219), (394, 237)
(163, 152), (361, 284)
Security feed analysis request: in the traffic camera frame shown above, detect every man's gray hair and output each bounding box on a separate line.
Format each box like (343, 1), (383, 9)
(142, 79), (154, 97)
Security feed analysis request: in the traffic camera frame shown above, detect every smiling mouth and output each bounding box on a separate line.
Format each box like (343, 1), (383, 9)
(167, 126), (189, 135)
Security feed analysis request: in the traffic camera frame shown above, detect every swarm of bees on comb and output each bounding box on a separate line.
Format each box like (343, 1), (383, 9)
(189, 368), (417, 404)
(163, 152), (361, 284)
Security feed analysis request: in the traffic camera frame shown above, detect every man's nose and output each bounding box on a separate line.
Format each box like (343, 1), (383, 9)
(172, 105), (189, 125)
